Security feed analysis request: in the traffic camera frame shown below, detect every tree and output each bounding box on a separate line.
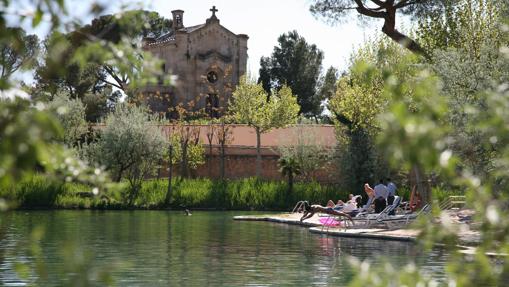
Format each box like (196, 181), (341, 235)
(215, 119), (234, 180)
(0, 27), (39, 87)
(205, 122), (216, 177)
(229, 76), (300, 177)
(328, 36), (416, 192)
(88, 104), (165, 205)
(69, 10), (171, 93)
(258, 31), (324, 118)
(416, 0), (502, 57)
(317, 66), (339, 117)
(278, 156), (301, 196)
(35, 10), (170, 99)
(309, 0), (451, 57)
(35, 31), (105, 99)
(277, 125), (334, 179)
(167, 124), (205, 179)
(411, 0), (506, 180)
(46, 93), (88, 147)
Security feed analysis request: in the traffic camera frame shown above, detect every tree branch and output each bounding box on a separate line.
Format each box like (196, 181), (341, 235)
(394, 0), (416, 9)
(354, 0), (387, 18)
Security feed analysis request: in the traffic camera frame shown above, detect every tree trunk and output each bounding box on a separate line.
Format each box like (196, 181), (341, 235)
(288, 172), (293, 196)
(157, 159), (162, 180)
(220, 142), (225, 180)
(115, 169), (123, 183)
(208, 144), (213, 177)
(165, 145), (173, 206)
(412, 165), (431, 205)
(181, 143), (188, 178)
(255, 128), (262, 178)
(381, 8), (429, 58)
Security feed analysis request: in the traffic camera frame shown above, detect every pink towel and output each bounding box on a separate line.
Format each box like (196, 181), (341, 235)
(319, 217), (341, 227)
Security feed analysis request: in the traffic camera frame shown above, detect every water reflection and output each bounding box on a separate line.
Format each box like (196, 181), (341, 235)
(0, 211), (448, 286)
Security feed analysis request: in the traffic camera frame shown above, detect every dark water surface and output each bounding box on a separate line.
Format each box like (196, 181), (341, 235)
(0, 211), (448, 286)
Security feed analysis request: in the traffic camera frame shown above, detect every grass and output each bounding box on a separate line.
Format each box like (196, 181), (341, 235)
(6, 175), (463, 211)
(5, 175), (352, 210)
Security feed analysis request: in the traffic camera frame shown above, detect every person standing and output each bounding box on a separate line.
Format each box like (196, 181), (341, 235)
(386, 178), (397, 215)
(373, 179), (388, 213)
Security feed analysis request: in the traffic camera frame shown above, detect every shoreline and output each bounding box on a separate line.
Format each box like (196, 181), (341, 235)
(234, 212), (480, 246)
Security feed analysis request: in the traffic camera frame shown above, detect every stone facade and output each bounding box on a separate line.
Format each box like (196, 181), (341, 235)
(140, 7), (248, 118)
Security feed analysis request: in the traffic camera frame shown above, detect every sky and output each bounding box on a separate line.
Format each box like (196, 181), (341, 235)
(10, 0), (385, 81)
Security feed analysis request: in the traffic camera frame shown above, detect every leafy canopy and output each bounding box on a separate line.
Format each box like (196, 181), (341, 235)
(259, 31), (324, 118)
(230, 76), (300, 133)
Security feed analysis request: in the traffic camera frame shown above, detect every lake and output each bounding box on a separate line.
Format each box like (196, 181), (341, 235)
(0, 211), (448, 286)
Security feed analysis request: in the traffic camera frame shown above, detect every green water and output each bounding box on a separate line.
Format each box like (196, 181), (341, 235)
(0, 211), (448, 286)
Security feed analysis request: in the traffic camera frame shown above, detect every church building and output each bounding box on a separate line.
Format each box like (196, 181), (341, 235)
(141, 7), (248, 118)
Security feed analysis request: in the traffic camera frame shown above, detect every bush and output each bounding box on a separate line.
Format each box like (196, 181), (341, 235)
(86, 104), (166, 206)
(13, 175), (65, 208)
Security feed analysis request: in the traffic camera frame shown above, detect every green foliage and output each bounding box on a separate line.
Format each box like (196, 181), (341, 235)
(230, 76), (300, 133)
(346, 19), (509, 285)
(46, 92), (88, 146)
(417, 0), (503, 58)
(259, 30), (324, 117)
(309, 0), (443, 56)
(86, 104), (165, 205)
(7, 175), (65, 208)
(167, 126), (206, 173)
(416, 0), (509, 179)
(35, 10), (171, 98)
(277, 125), (334, 178)
(0, 98), (62, 189)
(329, 37), (417, 192)
(35, 31), (103, 98)
(316, 66), (338, 116)
(0, 26), (39, 87)
(278, 156), (301, 194)
(7, 175), (350, 211)
(230, 76), (300, 176)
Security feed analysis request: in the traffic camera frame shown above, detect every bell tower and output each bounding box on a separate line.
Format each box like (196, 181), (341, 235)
(171, 10), (184, 30)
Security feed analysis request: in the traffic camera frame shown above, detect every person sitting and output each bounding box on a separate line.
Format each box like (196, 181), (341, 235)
(342, 195), (361, 214)
(360, 183), (375, 212)
(326, 194), (356, 209)
(364, 183), (375, 199)
(373, 179), (388, 213)
(299, 201), (353, 224)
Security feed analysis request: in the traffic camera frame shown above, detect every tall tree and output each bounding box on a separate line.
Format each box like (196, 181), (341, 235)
(317, 66), (338, 119)
(418, 0), (507, 179)
(310, 0), (452, 57)
(35, 10), (170, 97)
(69, 10), (171, 93)
(329, 36), (417, 192)
(0, 27), (39, 88)
(417, 0), (502, 58)
(258, 31), (324, 118)
(229, 76), (300, 177)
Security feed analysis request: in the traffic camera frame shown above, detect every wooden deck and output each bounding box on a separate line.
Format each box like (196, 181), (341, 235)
(233, 212), (420, 242)
(233, 212), (479, 244)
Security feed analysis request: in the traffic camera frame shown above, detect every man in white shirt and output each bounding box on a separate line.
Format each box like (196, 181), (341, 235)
(373, 179), (388, 213)
(386, 178), (397, 215)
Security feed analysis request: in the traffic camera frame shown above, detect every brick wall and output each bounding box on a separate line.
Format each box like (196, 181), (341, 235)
(157, 145), (340, 183)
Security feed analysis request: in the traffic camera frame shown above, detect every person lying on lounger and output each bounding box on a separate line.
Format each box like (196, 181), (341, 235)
(300, 201), (353, 223)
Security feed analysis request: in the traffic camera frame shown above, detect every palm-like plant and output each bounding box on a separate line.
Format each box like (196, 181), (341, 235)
(278, 156), (302, 196)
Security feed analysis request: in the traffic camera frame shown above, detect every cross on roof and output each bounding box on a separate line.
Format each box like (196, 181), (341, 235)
(210, 6), (218, 17)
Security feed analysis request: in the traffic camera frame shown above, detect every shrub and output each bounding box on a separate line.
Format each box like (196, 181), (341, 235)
(87, 104), (166, 206)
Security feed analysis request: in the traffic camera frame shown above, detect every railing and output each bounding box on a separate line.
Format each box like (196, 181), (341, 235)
(439, 195), (466, 210)
(291, 201), (306, 213)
